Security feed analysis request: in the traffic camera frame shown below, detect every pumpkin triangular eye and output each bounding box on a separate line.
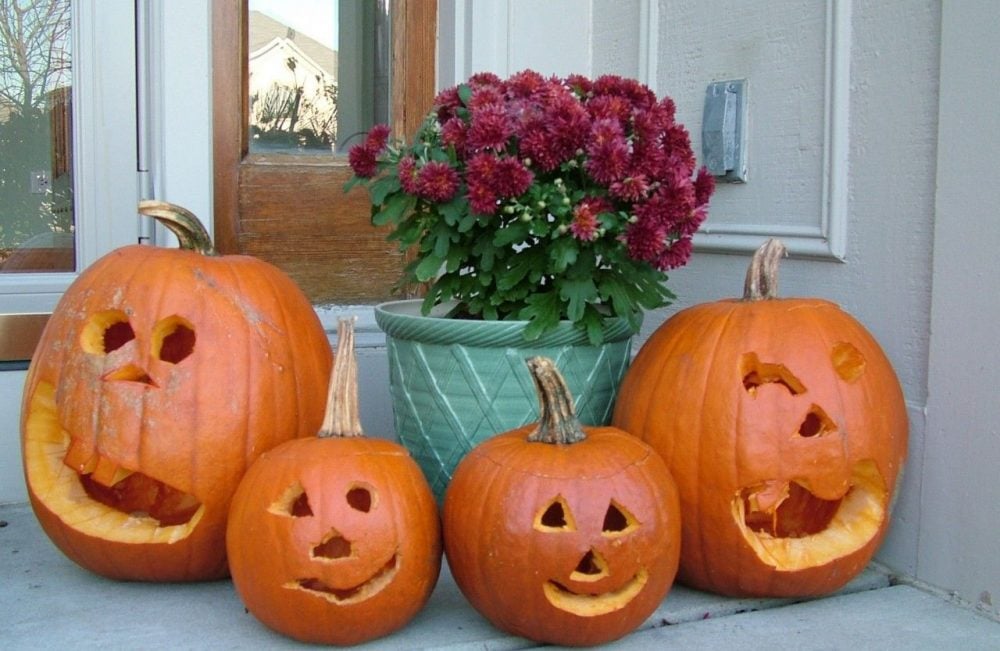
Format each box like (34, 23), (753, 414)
(602, 501), (638, 535)
(741, 352), (806, 396)
(82, 310), (135, 354)
(346, 484), (374, 512)
(152, 315), (196, 364)
(534, 495), (577, 531)
(269, 482), (313, 517)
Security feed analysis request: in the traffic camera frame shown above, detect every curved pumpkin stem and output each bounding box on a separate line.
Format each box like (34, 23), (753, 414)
(137, 200), (217, 256)
(525, 356), (586, 445)
(319, 317), (364, 438)
(743, 238), (787, 301)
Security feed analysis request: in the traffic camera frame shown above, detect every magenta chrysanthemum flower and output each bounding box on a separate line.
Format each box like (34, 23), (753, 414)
(416, 161), (460, 203)
(397, 156), (420, 195)
(493, 156), (534, 197)
(586, 119), (630, 184)
(609, 175), (651, 202)
(694, 166), (716, 206)
(468, 86), (504, 110)
(468, 102), (513, 151)
(506, 69), (548, 98)
(347, 124), (392, 178)
(441, 117), (468, 154)
(569, 198), (609, 242)
(624, 217), (667, 263)
(655, 236), (693, 271)
(365, 124), (391, 151)
(348, 145), (378, 178)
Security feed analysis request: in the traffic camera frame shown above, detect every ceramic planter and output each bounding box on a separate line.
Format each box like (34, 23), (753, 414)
(375, 299), (637, 499)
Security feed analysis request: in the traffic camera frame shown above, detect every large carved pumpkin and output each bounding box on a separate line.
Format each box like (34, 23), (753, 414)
(227, 318), (441, 645)
(613, 239), (908, 597)
(20, 201), (332, 581)
(444, 357), (681, 647)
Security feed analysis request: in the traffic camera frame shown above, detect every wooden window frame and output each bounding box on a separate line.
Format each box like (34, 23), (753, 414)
(212, 0), (436, 303)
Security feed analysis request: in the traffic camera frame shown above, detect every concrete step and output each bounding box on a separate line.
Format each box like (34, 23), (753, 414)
(3, 503), (998, 649)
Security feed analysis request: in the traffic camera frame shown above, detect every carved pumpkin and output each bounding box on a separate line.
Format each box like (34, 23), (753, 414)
(227, 318), (441, 645)
(443, 357), (680, 647)
(20, 201), (332, 581)
(613, 239), (908, 597)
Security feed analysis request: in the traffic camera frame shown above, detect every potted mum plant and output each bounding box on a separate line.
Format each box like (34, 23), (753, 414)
(347, 70), (714, 498)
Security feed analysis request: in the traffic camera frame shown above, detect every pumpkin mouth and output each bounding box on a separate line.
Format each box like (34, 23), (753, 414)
(543, 568), (649, 617)
(287, 553), (400, 604)
(23, 382), (205, 543)
(731, 459), (886, 570)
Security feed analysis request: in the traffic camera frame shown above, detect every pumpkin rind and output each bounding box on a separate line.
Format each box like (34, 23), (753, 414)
(226, 318), (442, 645)
(443, 357), (681, 647)
(21, 203), (332, 581)
(612, 239), (908, 597)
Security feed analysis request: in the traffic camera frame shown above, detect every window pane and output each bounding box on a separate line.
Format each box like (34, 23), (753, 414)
(248, 0), (391, 155)
(0, 0), (74, 273)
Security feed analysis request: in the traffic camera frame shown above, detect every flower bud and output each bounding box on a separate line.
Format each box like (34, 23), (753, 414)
(520, 212), (533, 222)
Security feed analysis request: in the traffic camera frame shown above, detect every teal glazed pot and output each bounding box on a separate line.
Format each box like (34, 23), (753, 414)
(375, 299), (638, 500)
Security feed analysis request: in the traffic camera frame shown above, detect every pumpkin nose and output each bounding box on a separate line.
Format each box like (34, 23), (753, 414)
(102, 363), (158, 387)
(570, 548), (610, 582)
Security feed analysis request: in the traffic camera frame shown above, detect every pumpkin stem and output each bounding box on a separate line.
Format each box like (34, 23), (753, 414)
(319, 317), (364, 438)
(525, 356), (587, 445)
(743, 238), (787, 301)
(137, 200), (217, 256)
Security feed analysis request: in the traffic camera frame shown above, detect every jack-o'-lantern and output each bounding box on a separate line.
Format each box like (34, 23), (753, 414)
(443, 357), (681, 647)
(21, 201), (332, 581)
(613, 239), (908, 597)
(227, 318), (441, 645)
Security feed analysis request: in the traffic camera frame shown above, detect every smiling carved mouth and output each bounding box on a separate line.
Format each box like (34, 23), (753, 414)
(289, 554), (400, 604)
(732, 459), (887, 570)
(23, 382), (205, 543)
(542, 568), (649, 617)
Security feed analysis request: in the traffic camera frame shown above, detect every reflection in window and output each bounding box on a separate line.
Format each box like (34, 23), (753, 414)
(248, 0), (390, 155)
(0, 0), (75, 273)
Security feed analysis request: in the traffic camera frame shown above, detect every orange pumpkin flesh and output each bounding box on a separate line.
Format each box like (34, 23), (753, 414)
(21, 202), (332, 581)
(227, 318), (441, 645)
(443, 357), (681, 647)
(613, 239), (908, 597)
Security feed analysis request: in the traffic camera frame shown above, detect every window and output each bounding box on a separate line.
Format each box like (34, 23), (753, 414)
(0, 0), (139, 362)
(212, 0), (437, 305)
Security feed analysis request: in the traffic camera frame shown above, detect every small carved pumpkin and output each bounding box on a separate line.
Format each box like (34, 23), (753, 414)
(227, 318), (441, 645)
(20, 202), (332, 581)
(443, 357), (681, 647)
(613, 239), (908, 597)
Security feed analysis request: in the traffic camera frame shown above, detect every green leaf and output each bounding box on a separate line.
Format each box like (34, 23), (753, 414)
(549, 237), (579, 273)
(457, 83), (473, 106)
(558, 277), (598, 323)
(343, 175), (365, 193)
(368, 175), (401, 206)
(372, 193), (416, 227)
(438, 196), (469, 226)
(493, 220), (531, 247)
(520, 292), (562, 341)
(414, 253), (445, 282)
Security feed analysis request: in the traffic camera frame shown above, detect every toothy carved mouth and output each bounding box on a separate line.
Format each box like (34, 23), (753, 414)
(732, 459), (887, 571)
(288, 554), (400, 604)
(543, 568), (649, 617)
(23, 382), (205, 543)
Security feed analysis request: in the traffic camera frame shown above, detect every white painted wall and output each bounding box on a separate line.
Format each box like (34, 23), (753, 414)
(920, 0), (1000, 614)
(2, 0), (996, 616)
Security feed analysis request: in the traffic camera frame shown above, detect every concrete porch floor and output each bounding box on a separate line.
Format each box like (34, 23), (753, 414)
(4, 502), (998, 649)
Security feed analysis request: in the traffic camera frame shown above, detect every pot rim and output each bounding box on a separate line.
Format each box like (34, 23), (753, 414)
(374, 299), (638, 347)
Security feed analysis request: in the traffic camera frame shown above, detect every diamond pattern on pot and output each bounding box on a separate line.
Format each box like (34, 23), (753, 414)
(386, 336), (632, 500)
